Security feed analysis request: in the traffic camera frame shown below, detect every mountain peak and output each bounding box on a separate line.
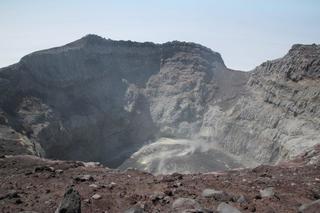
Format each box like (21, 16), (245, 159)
(288, 43), (320, 57)
(79, 34), (107, 45)
(255, 43), (320, 81)
(161, 40), (225, 66)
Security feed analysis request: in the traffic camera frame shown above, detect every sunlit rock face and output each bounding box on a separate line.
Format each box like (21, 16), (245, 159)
(0, 34), (319, 173)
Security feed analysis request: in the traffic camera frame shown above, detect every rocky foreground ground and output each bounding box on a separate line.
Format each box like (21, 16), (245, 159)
(1, 146), (320, 213)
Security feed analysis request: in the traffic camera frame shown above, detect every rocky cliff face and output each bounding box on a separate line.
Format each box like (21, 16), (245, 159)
(0, 34), (319, 173)
(195, 44), (320, 168)
(0, 35), (160, 167)
(230, 44), (320, 163)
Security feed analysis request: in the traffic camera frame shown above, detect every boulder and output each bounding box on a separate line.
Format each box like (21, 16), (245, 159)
(259, 187), (274, 198)
(89, 184), (99, 188)
(124, 206), (144, 213)
(55, 187), (81, 213)
(6, 190), (19, 199)
(217, 202), (241, 213)
(73, 175), (94, 182)
(236, 195), (247, 204)
(92, 194), (102, 200)
(202, 189), (231, 201)
(299, 199), (320, 213)
(172, 198), (201, 211)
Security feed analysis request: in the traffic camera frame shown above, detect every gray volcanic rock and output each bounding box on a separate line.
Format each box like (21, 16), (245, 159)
(0, 34), (319, 173)
(217, 202), (241, 213)
(259, 187), (275, 198)
(124, 207), (145, 213)
(146, 41), (249, 138)
(255, 44), (320, 81)
(299, 199), (320, 213)
(172, 197), (202, 211)
(55, 187), (81, 213)
(202, 189), (231, 201)
(196, 44), (320, 166)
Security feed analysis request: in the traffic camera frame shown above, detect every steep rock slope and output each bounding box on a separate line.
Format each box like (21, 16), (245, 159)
(0, 35), (319, 173)
(145, 41), (248, 138)
(0, 35), (161, 166)
(122, 44), (320, 173)
(202, 44), (320, 164)
(0, 35), (240, 168)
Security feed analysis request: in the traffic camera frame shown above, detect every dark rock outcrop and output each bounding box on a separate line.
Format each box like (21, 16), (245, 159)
(55, 187), (81, 213)
(0, 35), (161, 167)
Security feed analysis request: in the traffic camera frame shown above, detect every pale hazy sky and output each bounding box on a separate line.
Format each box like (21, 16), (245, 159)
(0, 0), (319, 70)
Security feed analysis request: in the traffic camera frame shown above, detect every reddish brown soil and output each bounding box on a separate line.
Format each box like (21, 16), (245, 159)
(0, 150), (319, 213)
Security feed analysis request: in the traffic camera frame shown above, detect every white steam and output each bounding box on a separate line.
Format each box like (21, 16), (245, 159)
(120, 137), (257, 174)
